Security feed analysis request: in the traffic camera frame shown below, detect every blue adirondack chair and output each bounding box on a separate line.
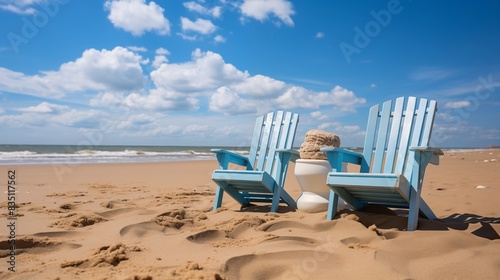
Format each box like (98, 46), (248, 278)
(321, 96), (443, 231)
(211, 111), (300, 212)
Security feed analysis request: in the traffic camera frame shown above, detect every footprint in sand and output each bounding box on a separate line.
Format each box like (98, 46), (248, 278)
(223, 250), (339, 279)
(60, 243), (141, 268)
(152, 209), (208, 229)
(50, 213), (107, 228)
(186, 215), (272, 247)
(120, 221), (171, 237)
(97, 207), (157, 219)
(340, 236), (376, 250)
(254, 219), (338, 245)
(0, 236), (81, 257)
(257, 220), (315, 232)
(186, 215), (323, 248)
(100, 199), (135, 209)
(119, 209), (209, 238)
(186, 230), (227, 244)
(33, 231), (82, 238)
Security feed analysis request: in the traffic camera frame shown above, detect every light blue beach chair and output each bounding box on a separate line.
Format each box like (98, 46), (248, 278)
(321, 96), (443, 231)
(211, 111), (300, 212)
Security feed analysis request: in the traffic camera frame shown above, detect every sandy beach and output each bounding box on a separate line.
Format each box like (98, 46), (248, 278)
(1, 150), (499, 279)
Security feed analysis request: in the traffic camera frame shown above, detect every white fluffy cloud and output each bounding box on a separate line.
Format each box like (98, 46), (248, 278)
(90, 49), (365, 115)
(150, 49), (247, 93)
(180, 17), (217, 35)
(0, 0), (45, 14)
(230, 74), (286, 97)
(91, 87), (201, 111)
(209, 82), (365, 115)
(105, 0), (171, 36)
(101, 49), (247, 111)
(310, 111), (328, 120)
(444, 100), (472, 109)
(318, 121), (365, 142)
(54, 47), (145, 91)
(155, 48), (170, 56)
(0, 47), (145, 98)
(152, 47), (170, 68)
(127, 46), (147, 52)
(16, 102), (68, 113)
(214, 35), (226, 43)
(1, 102), (105, 128)
(240, 0), (295, 26)
(76, 48), (365, 115)
(275, 85), (365, 112)
(0, 67), (63, 98)
(183, 1), (221, 18)
(115, 113), (156, 129)
(209, 86), (263, 115)
(152, 55), (168, 69)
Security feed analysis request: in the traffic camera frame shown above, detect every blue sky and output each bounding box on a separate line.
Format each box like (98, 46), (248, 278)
(0, 0), (499, 148)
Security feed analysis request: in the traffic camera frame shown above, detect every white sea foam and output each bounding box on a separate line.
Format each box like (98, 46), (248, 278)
(444, 148), (493, 153)
(0, 148), (225, 165)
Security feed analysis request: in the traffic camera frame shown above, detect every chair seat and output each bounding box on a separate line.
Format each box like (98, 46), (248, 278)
(327, 172), (411, 208)
(212, 170), (276, 193)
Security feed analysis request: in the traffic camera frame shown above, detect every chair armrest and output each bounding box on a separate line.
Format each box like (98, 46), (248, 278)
(409, 146), (443, 165)
(211, 149), (249, 169)
(276, 149), (300, 162)
(320, 147), (363, 164)
(320, 147), (364, 171)
(409, 146), (443, 154)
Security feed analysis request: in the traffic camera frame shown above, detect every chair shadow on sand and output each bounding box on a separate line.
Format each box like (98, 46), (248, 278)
(439, 213), (500, 240)
(347, 205), (500, 240)
(236, 203), (298, 214)
(235, 203), (500, 240)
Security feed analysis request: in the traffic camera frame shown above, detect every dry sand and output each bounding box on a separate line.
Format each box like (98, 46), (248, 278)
(0, 150), (499, 279)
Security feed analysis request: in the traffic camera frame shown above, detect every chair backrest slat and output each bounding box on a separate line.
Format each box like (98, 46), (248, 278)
(420, 100), (437, 146)
(363, 97), (437, 176)
(393, 97), (417, 174)
(264, 111), (285, 175)
(255, 112), (275, 171)
(280, 112), (299, 150)
(247, 111), (299, 173)
(383, 97), (405, 173)
(361, 105), (380, 172)
(371, 100), (393, 173)
(410, 98), (429, 147)
(267, 111), (299, 177)
(247, 115), (265, 170)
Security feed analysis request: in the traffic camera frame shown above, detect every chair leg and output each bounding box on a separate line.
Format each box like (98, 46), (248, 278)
(213, 186), (224, 211)
(270, 185), (282, 212)
(279, 189), (297, 207)
(418, 198), (437, 220)
(327, 190), (339, 220)
(407, 187), (421, 231)
(213, 181), (250, 208)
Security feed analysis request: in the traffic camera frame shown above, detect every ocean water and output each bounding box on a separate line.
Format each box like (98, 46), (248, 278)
(0, 145), (251, 165)
(0, 145), (489, 165)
